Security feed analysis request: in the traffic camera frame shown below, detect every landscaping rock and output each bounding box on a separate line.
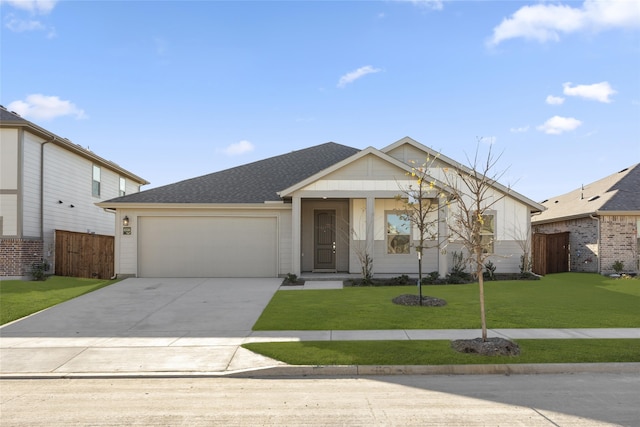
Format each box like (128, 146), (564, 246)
(451, 337), (521, 356)
(392, 294), (447, 307)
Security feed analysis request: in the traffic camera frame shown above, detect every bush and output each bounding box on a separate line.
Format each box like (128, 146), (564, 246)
(29, 260), (50, 281)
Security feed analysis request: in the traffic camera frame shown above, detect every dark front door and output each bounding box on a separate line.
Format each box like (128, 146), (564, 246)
(314, 210), (336, 270)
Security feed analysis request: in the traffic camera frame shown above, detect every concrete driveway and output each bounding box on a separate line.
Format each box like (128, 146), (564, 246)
(0, 278), (285, 376)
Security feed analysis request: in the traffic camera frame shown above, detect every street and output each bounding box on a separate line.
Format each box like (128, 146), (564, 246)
(1, 373), (638, 426)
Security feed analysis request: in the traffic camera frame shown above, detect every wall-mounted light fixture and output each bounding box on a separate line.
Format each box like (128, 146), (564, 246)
(69, 204), (75, 208)
(58, 200), (63, 204)
(123, 216), (130, 226)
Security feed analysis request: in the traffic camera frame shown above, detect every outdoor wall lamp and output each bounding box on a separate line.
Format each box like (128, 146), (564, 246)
(123, 216), (130, 226)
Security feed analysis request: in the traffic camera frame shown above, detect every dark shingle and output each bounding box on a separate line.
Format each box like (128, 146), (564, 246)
(601, 164), (640, 211)
(105, 142), (360, 204)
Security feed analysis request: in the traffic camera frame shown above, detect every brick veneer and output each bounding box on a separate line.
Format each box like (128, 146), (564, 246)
(534, 215), (639, 274)
(0, 238), (44, 278)
(599, 215), (638, 275)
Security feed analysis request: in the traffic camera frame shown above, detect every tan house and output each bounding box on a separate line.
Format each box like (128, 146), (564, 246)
(0, 107), (148, 279)
(98, 137), (544, 279)
(532, 164), (640, 275)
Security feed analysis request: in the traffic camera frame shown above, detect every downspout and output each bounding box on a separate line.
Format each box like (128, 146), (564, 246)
(590, 214), (600, 273)
(41, 137), (57, 266)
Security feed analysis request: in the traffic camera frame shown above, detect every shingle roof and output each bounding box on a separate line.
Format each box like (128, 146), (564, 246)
(532, 163), (640, 224)
(0, 107), (28, 123)
(103, 142), (360, 204)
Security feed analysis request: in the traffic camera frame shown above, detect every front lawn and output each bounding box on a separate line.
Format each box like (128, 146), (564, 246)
(243, 339), (640, 365)
(253, 273), (640, 330)
(0, 276), (119, 325)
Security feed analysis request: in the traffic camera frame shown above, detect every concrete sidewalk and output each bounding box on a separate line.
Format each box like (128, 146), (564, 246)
(2, 328), (639, 378)
(1, 278), (639, 378)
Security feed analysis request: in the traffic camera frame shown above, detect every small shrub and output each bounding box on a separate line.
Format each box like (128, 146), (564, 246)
(611, 260), (624, 274)
(29, 260), (50, 281)
(484, 260), (497, 281)
(389, 274), (412, 286)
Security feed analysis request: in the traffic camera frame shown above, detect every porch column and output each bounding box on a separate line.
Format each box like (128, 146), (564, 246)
(438, 201), (448, 277)
(366, 196), (375, 273)
(291, 196), (302, 276)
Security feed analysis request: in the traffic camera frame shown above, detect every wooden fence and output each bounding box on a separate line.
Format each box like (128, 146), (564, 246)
(55, 230), (114, 279)
(532, 232), (570, 275)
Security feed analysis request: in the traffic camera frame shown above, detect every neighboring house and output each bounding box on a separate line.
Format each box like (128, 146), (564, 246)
(532, 164), (640, 275)
(0, 107), (149, 279)
(98, 137), (544, 279)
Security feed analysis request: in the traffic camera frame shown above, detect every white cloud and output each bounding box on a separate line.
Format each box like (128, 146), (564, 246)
(223, 140), (255, 156)
(7, 94), (86, 120)
(563, 81), (617, 103)
(5, 16), (44, 31)
(337, 65), (382, 88)
(396, 0), (445, 11)
(510, 125), (530, 133)
(546, 95), (565, 105)
(488, 0), (640, 46)
(1, 0), (58, 14)
(537, 115), (582, 134)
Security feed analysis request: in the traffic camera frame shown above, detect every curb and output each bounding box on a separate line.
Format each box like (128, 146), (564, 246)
(2, 363), (638, 380)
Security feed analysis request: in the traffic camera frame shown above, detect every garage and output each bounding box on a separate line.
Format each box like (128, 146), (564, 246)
(137, 216), (278, 278)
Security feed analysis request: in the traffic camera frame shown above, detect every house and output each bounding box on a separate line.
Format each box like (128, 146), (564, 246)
(0, 107), (149, 279)
(98, 137), (544, 279)
(532, 164), (640, 275)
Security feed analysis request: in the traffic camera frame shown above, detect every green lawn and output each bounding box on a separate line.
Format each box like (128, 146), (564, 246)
(0, 276), (119, 325)
(243, 339), (640, 365)
(253, 273), (640, 330)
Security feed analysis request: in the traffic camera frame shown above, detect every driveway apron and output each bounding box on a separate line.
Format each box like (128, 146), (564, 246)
(0, 278), (284, 375)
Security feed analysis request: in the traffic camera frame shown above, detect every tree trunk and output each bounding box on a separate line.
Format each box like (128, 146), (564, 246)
(477, 250), (487, 341)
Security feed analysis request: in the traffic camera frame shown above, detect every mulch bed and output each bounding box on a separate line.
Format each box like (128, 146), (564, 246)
(451, 337), (521, 356)
(392, 294), (447, 307)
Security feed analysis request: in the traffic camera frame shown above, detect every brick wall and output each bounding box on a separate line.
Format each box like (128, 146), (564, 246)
(0, 238), (44, 278)
(534, 215), (639, 275)
(533, 217), (599, 273)
(599, 215), (638, 275)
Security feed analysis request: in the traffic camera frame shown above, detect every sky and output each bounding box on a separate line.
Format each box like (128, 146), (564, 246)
(1, 0), (639, 203)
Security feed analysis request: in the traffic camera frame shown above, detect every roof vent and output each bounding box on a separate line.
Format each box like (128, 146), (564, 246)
(541, 199), (549, 203)
(618, 168), (628, 173)
(587, 195), (600, 202)
(554, 200), (559, 204)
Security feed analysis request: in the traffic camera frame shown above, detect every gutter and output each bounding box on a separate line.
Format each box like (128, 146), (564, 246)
(41, 136), (56, 262)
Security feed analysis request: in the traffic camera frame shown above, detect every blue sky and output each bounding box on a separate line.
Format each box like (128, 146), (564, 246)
(2, 0), (639, 202)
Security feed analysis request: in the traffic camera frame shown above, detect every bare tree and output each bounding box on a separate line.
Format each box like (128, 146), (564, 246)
(442, 140), (509, 341)
(395, 156), (443, 305)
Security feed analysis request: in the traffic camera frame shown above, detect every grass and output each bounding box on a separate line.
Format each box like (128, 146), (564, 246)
(253, 273), (640, 330)
(243, 339), (640, 365)
(0, 276), (119, 325)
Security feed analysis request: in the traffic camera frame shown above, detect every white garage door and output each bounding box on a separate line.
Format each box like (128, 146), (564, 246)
(138, 216), (278, 278)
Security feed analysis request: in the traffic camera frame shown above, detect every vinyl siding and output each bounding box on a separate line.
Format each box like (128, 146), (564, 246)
(22, 133), (42, 238)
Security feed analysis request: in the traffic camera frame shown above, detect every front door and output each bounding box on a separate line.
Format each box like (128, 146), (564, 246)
(314, 210), (336, 270)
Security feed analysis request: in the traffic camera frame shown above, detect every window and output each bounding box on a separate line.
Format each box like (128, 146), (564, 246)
(92, 165), (101, 197)
(386, 212), (411, 254)
(479, 213), (495, 254)
(119, 177), (126, 196)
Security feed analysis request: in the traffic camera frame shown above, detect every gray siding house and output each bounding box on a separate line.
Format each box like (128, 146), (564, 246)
(99, 137), (544, 279)
(0, 107), (148, 279)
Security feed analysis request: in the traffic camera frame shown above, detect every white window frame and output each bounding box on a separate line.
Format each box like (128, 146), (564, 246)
(92, 165), (101, 197)
(119, 177), (126, 197)
(479, 211), (496, 254)
(386, 211), (411, 254)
